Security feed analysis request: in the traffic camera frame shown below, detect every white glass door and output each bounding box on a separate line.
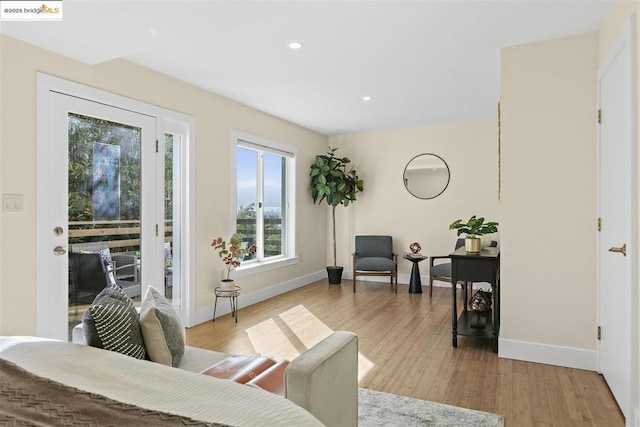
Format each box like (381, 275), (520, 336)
(38, 92), (162, 340)
(163, 130), (182, 309)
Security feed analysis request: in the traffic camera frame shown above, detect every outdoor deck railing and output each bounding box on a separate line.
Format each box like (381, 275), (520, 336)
(68, 219), (172, 253)
(236, 217), (283, 257)
(68, 217), (283, 256)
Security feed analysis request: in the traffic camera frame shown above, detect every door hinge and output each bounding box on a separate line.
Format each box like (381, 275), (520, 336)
(598, 218), (601, 232)
(597, 326), (601, 340)
(155, 223), (159, 237)
(156, 140), (159, 153)
(597, 109), (602, 124)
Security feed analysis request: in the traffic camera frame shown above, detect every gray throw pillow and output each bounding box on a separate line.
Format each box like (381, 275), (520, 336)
(139, 286), (185, 367)
(82, 285), (147, 360)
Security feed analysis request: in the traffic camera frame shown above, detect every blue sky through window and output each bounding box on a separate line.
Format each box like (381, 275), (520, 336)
(237, 147), (284, 217)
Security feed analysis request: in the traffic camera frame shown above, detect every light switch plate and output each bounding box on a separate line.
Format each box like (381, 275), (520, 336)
(3, 194), (24, 212)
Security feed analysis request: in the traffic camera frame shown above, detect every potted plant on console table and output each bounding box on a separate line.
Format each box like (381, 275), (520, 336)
(310, 147), (364, 284)
(449, 215), (499, 253)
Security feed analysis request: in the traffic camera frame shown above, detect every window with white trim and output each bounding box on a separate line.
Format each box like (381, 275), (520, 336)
(234, 131), (296, 269)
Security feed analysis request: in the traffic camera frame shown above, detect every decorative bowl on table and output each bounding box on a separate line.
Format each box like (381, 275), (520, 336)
(409, 242), (421, 254)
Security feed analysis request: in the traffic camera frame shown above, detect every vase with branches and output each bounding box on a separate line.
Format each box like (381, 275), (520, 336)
(211, 233), (256, 288)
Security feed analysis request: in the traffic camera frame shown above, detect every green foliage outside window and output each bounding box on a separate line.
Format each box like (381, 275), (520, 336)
(68, 113), (141, 222)
(67, 114), (178, 259)
(165, 134), (173, 220)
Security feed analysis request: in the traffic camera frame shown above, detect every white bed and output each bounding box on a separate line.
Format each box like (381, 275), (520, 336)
(0, 336), (324, 426)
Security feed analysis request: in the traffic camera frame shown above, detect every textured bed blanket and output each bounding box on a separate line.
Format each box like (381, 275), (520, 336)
(0, 358), (226, 426)
(0, 337), (323, 427)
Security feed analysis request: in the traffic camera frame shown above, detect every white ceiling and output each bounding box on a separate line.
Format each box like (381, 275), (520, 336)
(0, 1), (612, 135)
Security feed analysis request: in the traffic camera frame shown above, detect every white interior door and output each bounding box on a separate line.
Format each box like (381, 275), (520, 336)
(597, 17), (637, 422)
(36, 92), (160, 340)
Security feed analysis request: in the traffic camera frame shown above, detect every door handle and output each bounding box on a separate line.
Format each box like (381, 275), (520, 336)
(608, 244), (626, 257)
(53, 246), (67, 256)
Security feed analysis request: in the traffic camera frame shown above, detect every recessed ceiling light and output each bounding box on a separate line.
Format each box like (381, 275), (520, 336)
(362, 96), (373, 101)
(288, 41), (303, 50)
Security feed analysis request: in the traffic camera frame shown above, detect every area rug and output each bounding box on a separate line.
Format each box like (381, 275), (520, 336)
(358, 388), (504, 427)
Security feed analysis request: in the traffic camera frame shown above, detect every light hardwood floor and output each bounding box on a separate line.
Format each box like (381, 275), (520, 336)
(186, 280), (624, 426)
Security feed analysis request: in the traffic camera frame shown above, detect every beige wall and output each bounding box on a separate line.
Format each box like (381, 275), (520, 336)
(0, 35), (328, 335)
(500, 33), (598, 349)
(0, 12), (623, 374)
(599, 0), (640, 419)
(598, 1), (639, 61)
(328, 121), (499, 277)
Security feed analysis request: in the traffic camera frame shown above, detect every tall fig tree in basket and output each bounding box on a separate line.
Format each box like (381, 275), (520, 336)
(310, 147), (364, 284)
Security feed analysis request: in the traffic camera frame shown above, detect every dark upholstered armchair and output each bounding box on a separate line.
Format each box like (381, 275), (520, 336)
(69, 252), (141, 305)
(69, 252), (109, 305)
(69, 242), (141, 306)
(352, 235), (398, 293)
(428, 238), (497, 297)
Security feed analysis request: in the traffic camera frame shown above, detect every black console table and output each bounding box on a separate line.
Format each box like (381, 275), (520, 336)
(450, 246), (500, 352)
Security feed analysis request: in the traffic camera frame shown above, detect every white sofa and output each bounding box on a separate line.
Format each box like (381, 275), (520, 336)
(73, 324), (358, 427)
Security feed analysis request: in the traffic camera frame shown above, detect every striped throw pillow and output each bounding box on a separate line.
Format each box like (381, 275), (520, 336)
(82, 285), (147, 360)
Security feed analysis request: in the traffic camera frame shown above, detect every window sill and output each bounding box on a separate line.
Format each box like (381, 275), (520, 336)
(232, 256), (300, 278)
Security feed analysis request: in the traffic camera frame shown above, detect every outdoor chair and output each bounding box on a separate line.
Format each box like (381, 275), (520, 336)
(352, 235), (398, 293)
(69, 242), (141, 305)
(69, 252), (140, 304)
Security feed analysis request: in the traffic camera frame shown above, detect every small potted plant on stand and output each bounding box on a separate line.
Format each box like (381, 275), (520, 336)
(449, 215), (498, 253)
(310, 147), (364, 284)
(211, 233), (256, 289)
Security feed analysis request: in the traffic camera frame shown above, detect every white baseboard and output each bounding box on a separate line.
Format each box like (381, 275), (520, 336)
(344, 269), (481, 290)
(499, 338), (597, 371)
(345, 269), (439, 287)
(343, 270), (411, 285)
(193, 270), (326, 325)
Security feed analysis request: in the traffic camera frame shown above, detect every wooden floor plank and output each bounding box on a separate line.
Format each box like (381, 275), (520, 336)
(186, 279), (625, 426)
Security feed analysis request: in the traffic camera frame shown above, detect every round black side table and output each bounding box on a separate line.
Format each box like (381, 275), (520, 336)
(403, 254), (428, 294)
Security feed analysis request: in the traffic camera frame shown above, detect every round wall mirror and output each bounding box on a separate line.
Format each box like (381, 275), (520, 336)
(403, 153), (450, 199)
